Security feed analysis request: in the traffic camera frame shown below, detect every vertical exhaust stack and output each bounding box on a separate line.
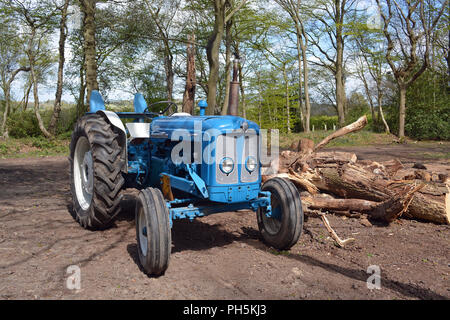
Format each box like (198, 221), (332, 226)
(227, 56), (240, 116)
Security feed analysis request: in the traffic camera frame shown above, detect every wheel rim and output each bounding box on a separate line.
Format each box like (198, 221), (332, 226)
(261, 194), (282, 235)
(74, 136), (94, 210)
(138, 207), (148, 257)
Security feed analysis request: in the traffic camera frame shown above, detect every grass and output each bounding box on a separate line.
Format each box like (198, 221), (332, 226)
(279, 129), (396, 150)
(0, 136), (70, 159)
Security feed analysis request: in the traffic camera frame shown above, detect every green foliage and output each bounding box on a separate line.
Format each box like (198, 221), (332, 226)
(405, 105), (450, 140)
(385, 69), (450, 140)
(6, 106), (79, 138)
(310, 115), (338, 131)
(7, 111), (42, 138)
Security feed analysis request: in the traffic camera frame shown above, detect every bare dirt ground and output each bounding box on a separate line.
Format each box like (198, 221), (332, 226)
(0, 143), (449, 300)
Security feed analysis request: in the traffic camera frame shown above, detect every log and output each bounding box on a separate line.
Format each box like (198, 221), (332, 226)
(309, 151), (357, 167)
(302, 183), (424, 223)
(288, 116), (368, 168)
(309, 164), (449, 224)
(303, 195), (379, 212)
(314, 164), (391, 201)
(389, 181), (450, 224)
(313, 115), (368, 152)
(268, 171), (319, 195)
(403, 193), (449, 224)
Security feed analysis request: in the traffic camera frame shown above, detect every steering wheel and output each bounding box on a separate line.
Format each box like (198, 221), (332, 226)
(143, 101), (179, 118)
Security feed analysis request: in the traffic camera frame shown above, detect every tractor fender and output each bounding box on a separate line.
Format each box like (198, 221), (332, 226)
(96, 110), (128, 173)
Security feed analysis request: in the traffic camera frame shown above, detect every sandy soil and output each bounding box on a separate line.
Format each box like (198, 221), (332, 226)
(0, 145), (449, 300)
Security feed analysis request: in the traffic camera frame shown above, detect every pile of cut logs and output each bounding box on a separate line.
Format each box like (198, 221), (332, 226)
(262, 116), (449, 246)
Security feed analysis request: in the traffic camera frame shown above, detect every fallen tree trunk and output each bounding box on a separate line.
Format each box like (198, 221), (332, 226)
(307, 165), (449, 224)
(313, 164), (391, 201)
(300, 183), (424, 222)
(308, 151), (357, 167)
(313, 116), (368, 152)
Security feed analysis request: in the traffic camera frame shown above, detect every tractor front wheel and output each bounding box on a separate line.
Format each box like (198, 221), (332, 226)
(257, 177), (303, 250)
(135, 188), (171, 276)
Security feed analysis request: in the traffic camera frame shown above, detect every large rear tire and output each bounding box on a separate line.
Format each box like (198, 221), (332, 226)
(135, 188), (171, 276)
(69, 114), (125, 229)
(257, 177), (303, 250)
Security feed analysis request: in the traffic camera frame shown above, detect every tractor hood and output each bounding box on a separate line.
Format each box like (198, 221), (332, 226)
(150, 115), (260, 138)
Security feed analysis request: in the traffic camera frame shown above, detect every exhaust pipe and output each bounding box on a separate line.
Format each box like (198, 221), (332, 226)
(227, 56), (240, 116)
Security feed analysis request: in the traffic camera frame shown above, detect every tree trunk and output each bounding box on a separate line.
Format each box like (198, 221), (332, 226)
(164, 51), (174, 101)
(256, 71), (263, 127)
(335, 2), (345, 127)
(48, 0), (69, 135)
(182, 34), (196, 114)
(1, 83), (11, 138)
(335, 66), (345, 127)
(27, 42), (51, 138)
(206, 1), (225, 115)
(301, 29), (311, 133)
(80, 0), (99, 110)
(283, 66), (290, 133)
(360, 69), (376, 123)
(221, 18), (233, 115)
(295, 29), (304, 128)
(238, 61), (246, 118)
(77, 61), (87, 118)
(376, 82), (390, 133)
(398, 84), (407, 138)
(303, 184), (423, 223)
(21, 78), (32, 112)
(310, 165), (449, 224)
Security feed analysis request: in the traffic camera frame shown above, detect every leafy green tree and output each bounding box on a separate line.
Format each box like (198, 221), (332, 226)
(376, 0), (448, 138)
(0, 4), (30, 138)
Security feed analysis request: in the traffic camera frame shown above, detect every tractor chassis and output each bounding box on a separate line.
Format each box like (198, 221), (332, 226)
(166, 191), (272, 226)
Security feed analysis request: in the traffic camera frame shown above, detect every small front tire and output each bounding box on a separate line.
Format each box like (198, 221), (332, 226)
(257, 177), (303, 250)
(135, 188), (171, 276)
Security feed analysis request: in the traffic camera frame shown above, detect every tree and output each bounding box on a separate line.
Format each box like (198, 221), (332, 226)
(275, 0), (312, 132)
(205, 0), (249, 115)
(11, 0), (60, 138)
(376, 0), (448, 138)
(351, 21), (391, 133)
(143, 0), (183, 101)
(182, 33), (196, 114)
(48, 0), (70, 135)
(0, 4), (30, 138)
(306, 0), (358, 127)
(79, 0), (99, 110)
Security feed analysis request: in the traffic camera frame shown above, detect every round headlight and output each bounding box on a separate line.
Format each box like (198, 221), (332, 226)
(245, 156), (257, 172)
(219, 157), (234, 174)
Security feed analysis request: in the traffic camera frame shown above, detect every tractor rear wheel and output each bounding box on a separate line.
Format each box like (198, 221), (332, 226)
(69, 114), (125, 230)
(135, 188), (172, 276)
(257, 177), (303, 250)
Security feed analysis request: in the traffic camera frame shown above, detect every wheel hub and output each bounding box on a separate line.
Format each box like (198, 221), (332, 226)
(74, 137), (94, 210)
(81, 151), (93, 194)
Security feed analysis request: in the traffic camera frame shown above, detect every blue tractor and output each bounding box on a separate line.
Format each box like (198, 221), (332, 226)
(69, 89), (303, 276)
